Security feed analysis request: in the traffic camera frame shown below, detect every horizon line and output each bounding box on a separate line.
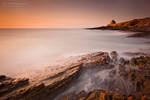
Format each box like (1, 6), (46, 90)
(0, 27), (85, 29)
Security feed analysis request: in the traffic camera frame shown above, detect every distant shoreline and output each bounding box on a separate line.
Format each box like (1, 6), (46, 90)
(87, 17), (150, 38)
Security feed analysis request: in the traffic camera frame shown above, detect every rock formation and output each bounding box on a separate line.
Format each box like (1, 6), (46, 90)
(88, 17), (150, 38)
(0, 51), (150, 100)
(61, 53), (150, 100)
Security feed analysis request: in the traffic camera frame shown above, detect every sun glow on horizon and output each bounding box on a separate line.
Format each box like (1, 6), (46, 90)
(0, 0), (150, 28)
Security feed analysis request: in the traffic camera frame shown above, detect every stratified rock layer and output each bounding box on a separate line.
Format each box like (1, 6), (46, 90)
(61, 53), (150, 100)
(0, 51), (150, 100)
(0, 52), (109, 100)
(0, 64), (82, 100)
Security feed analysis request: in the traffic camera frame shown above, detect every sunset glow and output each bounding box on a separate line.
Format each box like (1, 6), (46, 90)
(0, 0), (150, 28)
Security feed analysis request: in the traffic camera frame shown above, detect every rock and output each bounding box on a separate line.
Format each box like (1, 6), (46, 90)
(62, 89), (150, 100)
(61, 53), (150, 100)
(0, 64), (82, 100)
(0, 76), (29, 97)
(0, 75), (12, 82)
(0, 75), (6, 81)
(130, 56), (150, 69)
(110, 51), (118, 62)
(118, 65), (128, 79)
(63, 91), (88, 100)
(62, 90), (127, 100)
(135, 80), (144, 92)
(109, 69), (116, 77)
(107, 20), (117, 27)
(13, 78), (29, 87)
(83, 52), (111, 68)
(127, 96), (133, 100)
(110, 20), (116, 24)
(0, 52), (150, 100)
(119, 57), (129, 65)
(88, 17), (150, 38)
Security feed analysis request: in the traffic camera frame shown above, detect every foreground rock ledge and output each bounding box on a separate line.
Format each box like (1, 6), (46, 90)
(0, 51), (150, 100)
(0, 64), (82, 100)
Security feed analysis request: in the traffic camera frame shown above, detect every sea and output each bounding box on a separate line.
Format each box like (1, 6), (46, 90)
(0, 29), (149, 76)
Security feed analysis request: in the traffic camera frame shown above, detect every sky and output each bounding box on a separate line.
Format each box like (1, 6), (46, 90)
(0, 0), (150, 28)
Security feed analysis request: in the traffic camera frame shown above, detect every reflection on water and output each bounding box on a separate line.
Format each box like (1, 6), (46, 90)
(0, 29), (149, 75)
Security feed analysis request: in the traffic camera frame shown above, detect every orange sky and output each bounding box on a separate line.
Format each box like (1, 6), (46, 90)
(0, 0), (150, 28)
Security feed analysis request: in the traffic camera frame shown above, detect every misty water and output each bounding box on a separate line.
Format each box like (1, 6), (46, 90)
(0, 29), (149, 76)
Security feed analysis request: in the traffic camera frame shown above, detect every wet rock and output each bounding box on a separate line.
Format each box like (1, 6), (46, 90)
(83, 52), (111, 68)
(0, 64), (82, 100)
(119, 57), (129, 65)
(62, 91), (88, 100)
(0, 52), (150, 100)
(62, 90), (127, 100)
(0, 75), (12, 82)
(118, 65), (128, 79)
(109, 69), (116, 77)
(108, 64), (115, 69)
(0, 75), (6, 81)
(0, 52), (112, 100)
(13, 78), (29, 87)
(110, 51), (118, 62)
(62, 89), (150, 100)
(126, 55), (150, 94)
(61, 53), (150, 100)
(0, 76), (29, 97)
(135, 80), (144, 92)
(130, 56), (150, 69)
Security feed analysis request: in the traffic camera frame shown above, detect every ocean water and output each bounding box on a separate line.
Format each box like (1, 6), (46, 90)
(0, 29), (149, 75)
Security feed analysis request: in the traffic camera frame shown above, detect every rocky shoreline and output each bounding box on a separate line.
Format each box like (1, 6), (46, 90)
(0, 51), (150, 100)
(87, 17), (150, 38)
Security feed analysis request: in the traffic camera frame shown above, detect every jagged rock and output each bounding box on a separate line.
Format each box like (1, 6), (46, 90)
(0, 75), (6, 81)
(119, 57), (129, 66)
(130, 56), (150, 69)
(62, 89), (150, 100)
(0, 76), (29, 97)
(62, 90), (127, 100)
(82, 52), (111, 68)
(0, 52), (112, 100)
(0, 64), (82, 100)
(109, 69), (116, 77)
(110, 51), (118, 62)
(61, 53), (150, 100)
(118, 64), (128, 79)
(0, 75), (12, 82)
(0, 52), (150, 100)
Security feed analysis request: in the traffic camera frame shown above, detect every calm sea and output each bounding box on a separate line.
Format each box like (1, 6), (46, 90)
(0, 29), (149, 75)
